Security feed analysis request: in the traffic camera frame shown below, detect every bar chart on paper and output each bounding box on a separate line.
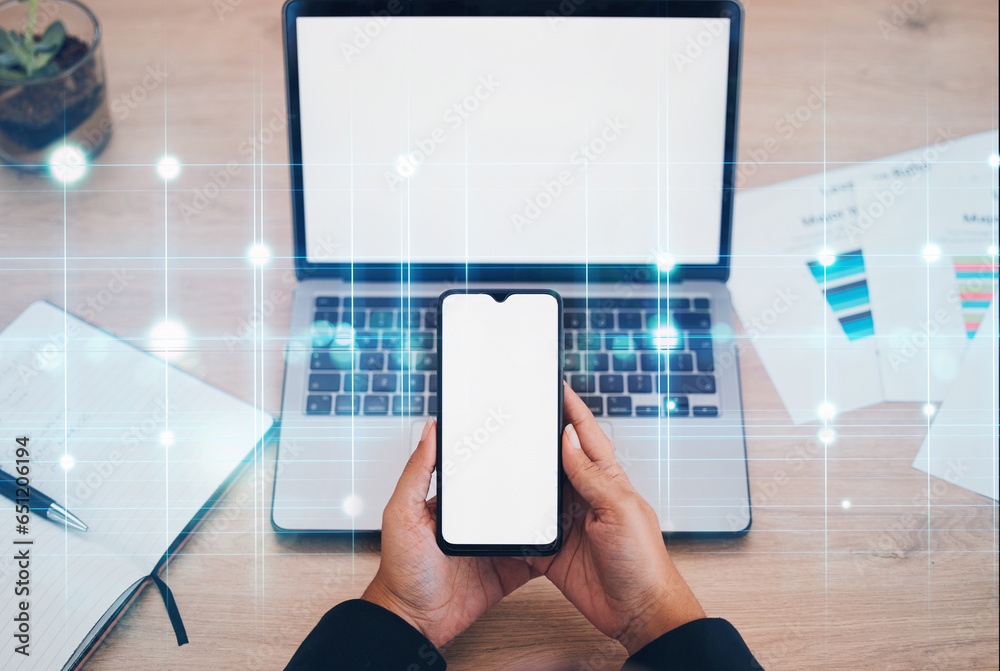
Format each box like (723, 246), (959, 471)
(807, 249), (875, 340)
(953, 255), (999, 337)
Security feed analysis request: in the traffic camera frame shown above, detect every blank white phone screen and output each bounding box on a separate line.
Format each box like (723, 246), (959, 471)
(441, 293), (560, 547)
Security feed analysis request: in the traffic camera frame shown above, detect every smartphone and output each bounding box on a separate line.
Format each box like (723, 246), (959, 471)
(436, 289), (563, 556)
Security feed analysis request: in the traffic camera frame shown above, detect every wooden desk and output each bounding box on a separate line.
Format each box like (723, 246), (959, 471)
(0, 0), (996, 668)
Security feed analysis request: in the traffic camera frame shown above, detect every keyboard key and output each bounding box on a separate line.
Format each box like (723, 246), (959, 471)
(373, 374), (397, 392)
(579, 333), (602, 350)
(564, 332), (575, 351)
(340, 310), (366, 327)
(399, 310), (421, 328)
(310, 351), (354, 370)
(586, 353), (609, 372)
(405, 373), (426, 393)
(306, 394), (332, 414)
(688, 331), (713, 350)
(429, 374), (438, 393)
(605, 333), (631, 350)
(370, 310), (394, 328)
(694, 298), (710, 310)
(410, 332), (435, 350)
(607, 396), (632, 416)
(415, 353), (438, 370)
(668, 352), (694, 372)
(668, 298), (690, 310)
(640, 353), (664, 371)
(693, 405), (719, 417)
(424, 310), (438, 329)
(580, 395), (604, 416)
(599, 374), (624, 394)
(335, 394), (360, 415)
(658, 375), (716, 394)
(315, 296), (339, 308)
(308, 373), (340, 392)
(311, 321), (335, 348)
(570, 374), (596, 394)
(618, 312), (642, 329)
(612, 353), (637, 371)
(636, 405), (659, 417)
(632, 333), (656, 350)
(590, 311), (614, 329)
(627, 374), (653, 394)
(392, 395), (425, 416)
(696, 350), (714, 372)
(345, 296), (435, 308)
(564, 312), (586, 329)
(313, 311), (337, 325)
(388, 352), (412, 370)
(360, 352), (385, 370)
(381, 331), (403, 350)
(564, 353), (581, 371)
(428, 395), (439, 415)
(355, 331), (380, 350)
(674, 312), (711, 330)
(665, 396), (689, 416)
(343, 374), (369, 392)
(364, 395), (390, 415)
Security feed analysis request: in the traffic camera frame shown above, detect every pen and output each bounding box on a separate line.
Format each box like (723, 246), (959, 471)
(0, 468), (89, 532)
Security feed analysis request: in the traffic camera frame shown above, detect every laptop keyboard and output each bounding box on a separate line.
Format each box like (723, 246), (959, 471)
(305, 296), (720, 418)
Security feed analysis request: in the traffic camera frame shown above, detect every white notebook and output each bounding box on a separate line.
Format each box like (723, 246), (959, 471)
(0, 301), (274, 670)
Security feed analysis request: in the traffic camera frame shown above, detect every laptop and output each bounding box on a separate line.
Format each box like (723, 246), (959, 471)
(273, 0), (751, 535)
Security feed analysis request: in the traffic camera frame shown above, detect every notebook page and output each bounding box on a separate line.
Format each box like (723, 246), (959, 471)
(0, 302), (273, 617)
(0, 524), (145, 670)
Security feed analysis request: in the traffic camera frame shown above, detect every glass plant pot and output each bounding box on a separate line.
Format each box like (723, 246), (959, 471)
(0, 0), (111, 170)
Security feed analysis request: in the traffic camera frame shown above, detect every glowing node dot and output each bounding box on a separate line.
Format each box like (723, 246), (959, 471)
(653, 325), (681, 350)
(818, 402), (836, 421)
(60, 454), (75, 470)
(395, 154), (418, 177)
(150, 321), (188, 359)
(248, 243), (271, 266)
(922, 244), (941, 263)
(666, 399), (677, 411)
(49, 145), (87, 183)
(841, 499), (851, 510)
(818, 427), (836, 446)
(989, 244), (999, 256)
(923, 403), (936, 417)
(334, 324), (355, 348)
(989, 153), (1000, 169)
(817, 249), (836, 267)
(160, 430), (175, 447)
(157, 156), (181, 180)
(657, 253), (676, 273)
(343, 495), (364, 517)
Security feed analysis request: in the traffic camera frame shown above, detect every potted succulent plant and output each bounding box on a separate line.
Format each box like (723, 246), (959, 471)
(0, 0), (111, 170)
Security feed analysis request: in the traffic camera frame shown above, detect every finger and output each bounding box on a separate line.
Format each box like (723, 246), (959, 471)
(563, 382), (617, 466)
(561, 422), (623, 510)
(388, 418), (437, 510)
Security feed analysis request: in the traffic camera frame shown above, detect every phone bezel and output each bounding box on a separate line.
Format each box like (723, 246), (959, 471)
(435, 288), (564, 557)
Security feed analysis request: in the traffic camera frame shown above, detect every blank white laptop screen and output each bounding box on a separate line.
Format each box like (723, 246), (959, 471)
(295, 16), (731, 265)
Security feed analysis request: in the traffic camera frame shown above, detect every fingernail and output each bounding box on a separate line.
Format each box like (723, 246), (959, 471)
(565, 423), (581, 450)
(420, 417), (434, 441)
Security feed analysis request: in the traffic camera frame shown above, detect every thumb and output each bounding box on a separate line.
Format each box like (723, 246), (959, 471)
(561, 423), (621, 511)
(388, 418), (437, 510)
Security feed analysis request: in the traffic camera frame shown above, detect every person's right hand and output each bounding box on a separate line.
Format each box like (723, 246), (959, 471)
(526, 385), (707, 655)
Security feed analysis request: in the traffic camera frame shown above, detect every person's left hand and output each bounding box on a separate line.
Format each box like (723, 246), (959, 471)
(362, 418), (541, 648)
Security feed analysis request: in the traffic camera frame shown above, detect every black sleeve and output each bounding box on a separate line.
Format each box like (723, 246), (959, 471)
(622, 618), (763, 671)
(284, 599), (446, 670)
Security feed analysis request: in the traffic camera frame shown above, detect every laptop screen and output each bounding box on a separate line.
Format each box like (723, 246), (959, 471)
(294, 15), (733, 268)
